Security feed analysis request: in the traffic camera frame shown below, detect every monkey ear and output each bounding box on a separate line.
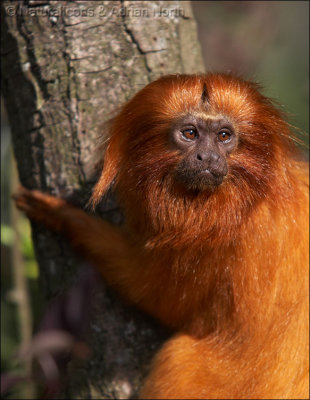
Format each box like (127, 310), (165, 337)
(88, 136), (121, 210)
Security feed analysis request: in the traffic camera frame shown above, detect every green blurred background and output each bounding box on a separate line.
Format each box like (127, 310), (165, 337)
(1, 1), (309, 398)
(193, 1), (309, 137)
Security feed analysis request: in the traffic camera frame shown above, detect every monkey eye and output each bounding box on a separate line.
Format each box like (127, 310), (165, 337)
(182, 128), (198, 141)
(218, 130), (232, 143)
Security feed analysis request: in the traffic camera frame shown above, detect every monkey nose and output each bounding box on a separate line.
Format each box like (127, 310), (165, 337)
(196, 151), (219, 163)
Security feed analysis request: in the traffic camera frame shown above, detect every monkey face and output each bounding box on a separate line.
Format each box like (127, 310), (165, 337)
(91, 73), (287, 215)
(170, 114), (238, 191)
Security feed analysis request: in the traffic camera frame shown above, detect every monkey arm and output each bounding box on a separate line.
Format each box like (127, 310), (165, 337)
(13, 187), (204, 331)
(12, 187), (140, 290)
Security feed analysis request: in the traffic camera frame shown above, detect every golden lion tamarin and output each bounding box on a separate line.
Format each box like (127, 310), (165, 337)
(14, 73), (309, 399)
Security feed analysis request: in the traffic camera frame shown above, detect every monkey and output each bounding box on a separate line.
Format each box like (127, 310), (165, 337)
(14, 73), (309, 399)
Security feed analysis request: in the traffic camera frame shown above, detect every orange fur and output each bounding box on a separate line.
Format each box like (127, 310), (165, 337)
(14, 74), (309, 399)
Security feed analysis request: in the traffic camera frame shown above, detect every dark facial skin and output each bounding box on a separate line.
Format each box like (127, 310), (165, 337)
(170, 114), (238, 191)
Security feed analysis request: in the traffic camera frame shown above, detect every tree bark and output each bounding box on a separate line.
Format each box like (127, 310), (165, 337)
(1, 1), (204, 398)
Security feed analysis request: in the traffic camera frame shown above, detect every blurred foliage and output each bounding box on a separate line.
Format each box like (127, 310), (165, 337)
(1, 220), (38, 280)
(192, 1), (309, 147)
(1, 214), (42, 399)
(1, 103), (41, 397)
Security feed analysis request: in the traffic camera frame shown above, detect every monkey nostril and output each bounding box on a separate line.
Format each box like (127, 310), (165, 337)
(211, 152), (220, 162)
(197, 154), (203, 161)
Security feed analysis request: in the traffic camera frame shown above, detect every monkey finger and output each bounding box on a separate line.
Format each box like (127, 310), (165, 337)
(12, 194), (44, 220)
(12, 187), (66, 227)
(13, 187), (65, 209)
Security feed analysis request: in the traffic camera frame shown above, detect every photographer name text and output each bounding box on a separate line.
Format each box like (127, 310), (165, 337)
(5, 5), (187, 19)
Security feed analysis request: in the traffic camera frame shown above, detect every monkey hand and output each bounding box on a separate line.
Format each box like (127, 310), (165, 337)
(12, 186), (67, 232)
(13, 186), (131, 269)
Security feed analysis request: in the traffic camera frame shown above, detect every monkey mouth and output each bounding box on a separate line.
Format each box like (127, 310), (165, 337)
(198, 169), (224, 185)
(175, 168), (224, 191)
(200, 168), (219, 177)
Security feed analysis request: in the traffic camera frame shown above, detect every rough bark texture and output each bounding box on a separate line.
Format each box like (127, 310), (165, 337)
(1, 1), (204, 398)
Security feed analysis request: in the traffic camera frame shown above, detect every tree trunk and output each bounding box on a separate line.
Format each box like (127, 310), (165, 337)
(1, 1), (204, 398)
